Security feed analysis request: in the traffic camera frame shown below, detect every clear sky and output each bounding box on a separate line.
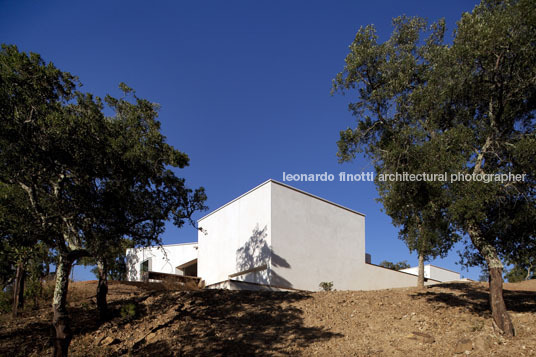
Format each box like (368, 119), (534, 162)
(1, 0), (483, 281)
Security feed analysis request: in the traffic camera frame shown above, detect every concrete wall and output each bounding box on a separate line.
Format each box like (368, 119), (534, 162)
(360, 264), (419, 290)
(270, 181), (428, 291)
(197, 181), (272, 286)
(270, 181), (367, 291)
(124, 180), (460, 291)
(207, 280), (291, 291)
(429, 265), (460, 281)
(126, 243), (198, 281)
(400, 266), (429, 278)
(400, 264), (460, 282)
(198, 180), (426, 291)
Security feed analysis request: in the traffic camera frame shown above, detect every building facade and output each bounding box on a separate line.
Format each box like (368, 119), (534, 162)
(126, 179), (459, 291)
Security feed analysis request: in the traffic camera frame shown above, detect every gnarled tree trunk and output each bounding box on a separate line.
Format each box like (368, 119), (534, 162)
(417, 252), (425, 289)
(469, 226), (514, 336)
(488, 266), (513, 334)
(96, 259), (109, 322)
(52, 255), (73, 357)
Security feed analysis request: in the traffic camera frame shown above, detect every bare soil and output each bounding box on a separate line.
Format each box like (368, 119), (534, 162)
(1, 280), (535, 356)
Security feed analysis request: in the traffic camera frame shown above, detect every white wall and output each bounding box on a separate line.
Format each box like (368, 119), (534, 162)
(198, 180), (425, 291)
(124, 180), (459, 290)
(429, 265), (460, 281)
(360, 264), (420, 289)
(197, 181), (272, 286)
(126, 243), (198, 281)
(270, 181), (367, 291)
(400, 264), (460, 282)
(270, 181), (426, 291)
(400, 266), (428, 278)
(193, 179), (459, 291)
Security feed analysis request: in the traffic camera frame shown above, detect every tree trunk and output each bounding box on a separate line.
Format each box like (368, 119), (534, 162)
(417, 252), (425, 289)
(12, 261), (24, 318)
(18, 268), (25, 309)
(52, 255), (73, 357)
(96, 259), (109, 322)
(489, 267), (514, 336)
(469, 226), (514, 337)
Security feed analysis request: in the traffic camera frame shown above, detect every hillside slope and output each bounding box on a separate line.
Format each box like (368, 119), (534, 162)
(1, 280), (535, 356)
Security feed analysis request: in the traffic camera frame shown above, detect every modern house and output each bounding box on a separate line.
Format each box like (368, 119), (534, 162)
(126, 179), (460, 291)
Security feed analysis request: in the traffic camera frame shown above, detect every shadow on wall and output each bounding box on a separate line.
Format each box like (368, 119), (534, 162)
(126, 246), (173, 281)
(236, 224), (292, 288)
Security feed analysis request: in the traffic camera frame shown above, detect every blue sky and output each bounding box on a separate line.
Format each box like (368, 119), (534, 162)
(1, 0), (483, 281)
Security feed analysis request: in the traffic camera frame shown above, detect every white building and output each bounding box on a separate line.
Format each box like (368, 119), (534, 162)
(126, 179), (459, 291)
(400, 264), (460, 282)
(126, 242), (198, 282)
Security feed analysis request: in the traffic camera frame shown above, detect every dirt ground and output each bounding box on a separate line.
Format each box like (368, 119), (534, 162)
(0, 280), (535, 356)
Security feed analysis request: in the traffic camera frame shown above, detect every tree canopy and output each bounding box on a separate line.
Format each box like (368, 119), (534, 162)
(378, 260), (410, 271)
(334, 0), (535, 336)
(0, 44), (207, 355)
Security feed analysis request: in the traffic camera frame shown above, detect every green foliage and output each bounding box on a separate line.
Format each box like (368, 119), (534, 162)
(505, 266), (526, 283)
(0, 44), (208, 265)
(478, 266), (490, 282)
(0, 241), (15, 289)
(0, 44), (207, 352)
(319, 281), (334, 291)
(0, 183), (51, 289)
(23, 276), (55, 309)
(23, 277), (43, 308)
(505, 264), (534, 283)
(0, 287), (13, 314)
(40, 281), (56, 303)
(82, 239), (133, 281)
(334, 0), (535, 274)
(0, 278), (56, 314)
(333, 14), (460, 265)
(503, 238), (535, 282)
(379, 260), (410, 271)
(120, 302), (137, 320)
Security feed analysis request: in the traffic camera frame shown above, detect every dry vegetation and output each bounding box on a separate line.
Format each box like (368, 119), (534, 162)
(1, 280), (535, 356)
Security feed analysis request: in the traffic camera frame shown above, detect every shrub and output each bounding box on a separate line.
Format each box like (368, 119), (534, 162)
(0, 288), (13, 314)
(24, 277), (46, 309)
(319, 281), (334, 291)
(120, 302), (137, 320)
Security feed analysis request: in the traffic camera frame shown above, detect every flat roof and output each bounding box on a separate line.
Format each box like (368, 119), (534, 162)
(366, 262), (441, 282)
(127, 242), (197, 251)
(198, 179), (365, 222)
(156, 242), (197, 247)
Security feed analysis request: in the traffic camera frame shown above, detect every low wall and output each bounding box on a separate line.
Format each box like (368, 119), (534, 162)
(206, 279), (294, 291)
(355, 263), (438, 290)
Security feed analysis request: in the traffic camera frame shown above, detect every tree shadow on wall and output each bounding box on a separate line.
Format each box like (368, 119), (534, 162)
(126, 250), (140, 281)
(236, 224), (292, 288)
(236, 224), (271, 274)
